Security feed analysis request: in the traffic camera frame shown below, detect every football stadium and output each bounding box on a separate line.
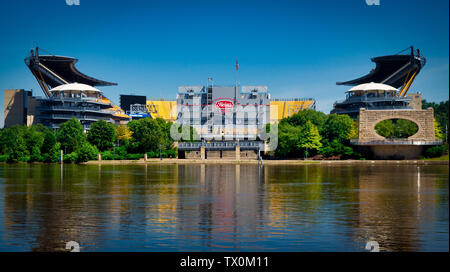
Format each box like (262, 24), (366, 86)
(4, 47), (316, 131)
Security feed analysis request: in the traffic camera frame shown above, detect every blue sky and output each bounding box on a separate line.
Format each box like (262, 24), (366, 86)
(0, 0), (448, 127)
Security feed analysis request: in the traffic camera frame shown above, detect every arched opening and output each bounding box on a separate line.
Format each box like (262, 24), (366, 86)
(374, 118), (419, 139)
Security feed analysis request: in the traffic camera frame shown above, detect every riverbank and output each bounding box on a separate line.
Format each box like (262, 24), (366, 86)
(83, 158), (449, 165)
(420, 154), (449, 161)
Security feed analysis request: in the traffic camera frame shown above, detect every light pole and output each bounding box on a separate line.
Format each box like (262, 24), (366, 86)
(207, 77), (213, 88)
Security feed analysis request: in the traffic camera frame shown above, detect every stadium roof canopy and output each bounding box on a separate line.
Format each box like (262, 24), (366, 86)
(347, 82), (398, 92)
(27, 54), (117, 87)
(25, 47), (117, 97)
(337, 47), (426, 89)
(50, 83), (101, 92)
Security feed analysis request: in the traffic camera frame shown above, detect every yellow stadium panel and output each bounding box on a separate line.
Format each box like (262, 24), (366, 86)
(100, 95), (130, 122)
(270, 99), (315, 122)
(145, 99), (314, 123)
(146, 100), (177, 122)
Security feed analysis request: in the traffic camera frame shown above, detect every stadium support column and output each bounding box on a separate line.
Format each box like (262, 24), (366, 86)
(235, 145), (240, 160)
(201, 146), (205, 160)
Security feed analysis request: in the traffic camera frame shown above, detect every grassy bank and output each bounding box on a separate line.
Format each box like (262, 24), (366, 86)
(420, 154), (449, 161)
(82, 158), (449, 165)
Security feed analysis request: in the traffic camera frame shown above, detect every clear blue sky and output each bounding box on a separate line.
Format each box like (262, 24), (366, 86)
(0, 0), (448, 127)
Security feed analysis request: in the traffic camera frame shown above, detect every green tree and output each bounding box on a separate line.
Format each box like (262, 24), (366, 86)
(319, 139), (354, 158)
(41, 129), (57, 155)
(175, 123), (200, 142)
(286, 109), (327, 131)
(375, 119), (418, 139)
(423, 100), (449, 142)
(156, 118), (175, 149)
(128, 117), (174, 153)
(0, 125), (27, 155)
(321, 114), (354, 142)
(275, 120), (322, 158)
(298, 120), (322, 157)
(348, 120), (359, 139)
(56, 118), (86, 154)
(87, 120), (116, 151)
(7, 131), (28, 163)
(44, 143), (61, 163)
(434, 118), (444, 140)
(76, 142), (99, 163)
(23, 125), (45, 156)
(375, 119), (395, 138)
(394, 119), (418, 138)
(319, 114), (355, 158)
(115, 125), (133, 145)
(30, 146), (42, 162)
(275, 122), (302, 158)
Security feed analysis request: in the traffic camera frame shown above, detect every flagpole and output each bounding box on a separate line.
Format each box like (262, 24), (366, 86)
(235, 60), (238, 89)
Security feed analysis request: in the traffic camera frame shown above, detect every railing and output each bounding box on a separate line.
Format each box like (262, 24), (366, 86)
(271, 98), (315, 101)
(350, 139), (443, 145)
(332, 106), (413, 114)
(178, 141), (265, 151)
(42, 105), (100, 111)
(37, 106), (115, 114)
(334, 95), (411, 105)
(38, 114), (114, 122)
(43, 96), (111, 105)
(47, 123), (92, 130)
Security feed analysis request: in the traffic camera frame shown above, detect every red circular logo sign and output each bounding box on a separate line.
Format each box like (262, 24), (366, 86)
(215, 100), (234, 113)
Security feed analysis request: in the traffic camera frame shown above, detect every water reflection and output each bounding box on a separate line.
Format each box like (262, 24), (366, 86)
(0, 163), (447, 252)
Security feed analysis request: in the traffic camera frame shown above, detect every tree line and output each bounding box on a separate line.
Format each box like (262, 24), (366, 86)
(0, 117), (177, 163)
(271, 110), (360, 159)
(422, 100), (448, 141)
(272, 105), (447, 159)
(0, 101), (447, 163)
(422, 99), (449, 157)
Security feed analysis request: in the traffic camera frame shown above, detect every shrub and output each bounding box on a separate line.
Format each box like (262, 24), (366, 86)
(126, 153), (144, 160)
(107, 146), (128, 160)
(424, 145), (447, 158)
(100, 151), (114, 160)
(7, 143), (29, 163)
(146, 149), (177, 158)
(77, 143), (99, 163)
(63, 152), (78, 163)
(163, 149), (177, 158)
(319, 139), (358, 159)
(30, 146), (42, 162)
(45, 143), (61, 163)
(146, 151), (158, 158)
(0, 154), (8, 162)
(41, 129), (57, 154)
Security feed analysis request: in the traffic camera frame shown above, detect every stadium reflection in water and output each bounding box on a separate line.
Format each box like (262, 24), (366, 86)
(0, 164), (448, 252)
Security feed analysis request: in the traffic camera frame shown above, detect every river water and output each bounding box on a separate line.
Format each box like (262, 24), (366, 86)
(0, 163), (447, 252)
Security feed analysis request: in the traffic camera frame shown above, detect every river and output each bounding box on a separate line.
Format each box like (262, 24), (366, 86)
(0, 163), (448, 252)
